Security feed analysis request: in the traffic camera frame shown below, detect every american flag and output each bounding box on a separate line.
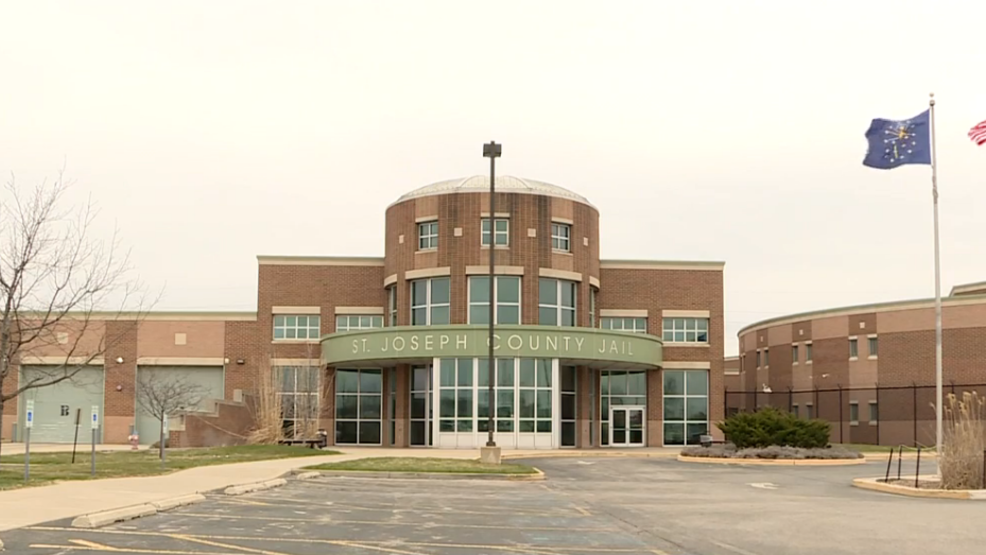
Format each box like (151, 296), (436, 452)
(969, 120), (986, 145)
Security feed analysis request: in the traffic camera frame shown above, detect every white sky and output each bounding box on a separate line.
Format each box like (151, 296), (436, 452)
(2, 1), (984, 356)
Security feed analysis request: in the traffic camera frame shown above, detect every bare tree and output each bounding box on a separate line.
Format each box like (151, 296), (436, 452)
(249, 342), (329, 444)
(0, 170), (147, 461)
(136, 372), (209, 459)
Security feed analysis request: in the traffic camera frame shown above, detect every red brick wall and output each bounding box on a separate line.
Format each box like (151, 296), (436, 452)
(170, 399), (255, 448)
(104, 320), (138, 442)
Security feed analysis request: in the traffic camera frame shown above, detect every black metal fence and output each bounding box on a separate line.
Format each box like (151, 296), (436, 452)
(724, 382), (986, 447)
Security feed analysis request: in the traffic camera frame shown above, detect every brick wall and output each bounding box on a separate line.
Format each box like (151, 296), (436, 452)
(170, 398), (255, 448)
(104, 320), (139, 442)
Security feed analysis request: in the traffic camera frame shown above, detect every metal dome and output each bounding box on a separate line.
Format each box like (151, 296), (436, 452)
(392, 176), (593, 207)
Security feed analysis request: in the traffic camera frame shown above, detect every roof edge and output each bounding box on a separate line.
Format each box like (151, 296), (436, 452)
(600, 259), (725, 271)
(257, 255), (385, 267)
(950, 280), (986, 296)
(737, 293), (986, 337)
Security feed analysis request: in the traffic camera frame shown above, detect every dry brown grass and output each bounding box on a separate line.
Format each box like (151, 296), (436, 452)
(247, 357), (283, 444)
(939, 391), (986, 490)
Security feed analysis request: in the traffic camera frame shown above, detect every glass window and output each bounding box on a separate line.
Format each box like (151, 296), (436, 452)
(418, 221), (438, 250)
(662, 369), (709, 446)
(868, 337), (878, 357)
(850, 402), (859, 424)
(387, 286), (397, 327)
(661, 317), (709, 343)
(561, 365), (577, 447)
(481, 218), (509, 246)
(335, 369), (382, 445)
(335, 315), (383, 332)
(600, 370), (647, 446)
(849, 338), (859, 358)
(806, 343), (813, 362)
(273, 314), (321, 341)
(792, 345), (799, 364)
(517, 358), (552, 435)
(551, 222), (571, 252)
(763, 349), (769, 367)
(600, 317), (648, 333)
(275, 365), (320, 439)
(468, 276), (521, 325)
(869, 402), (879, 423)
(589, 288), (597, 328)
(411, 278), (450, 326)
(409, 366), (432, 446)
(538, 278), (577, 326)
(806, 404), (815, 419)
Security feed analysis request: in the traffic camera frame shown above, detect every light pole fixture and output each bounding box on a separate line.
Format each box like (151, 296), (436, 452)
(482, 140), (501, 448)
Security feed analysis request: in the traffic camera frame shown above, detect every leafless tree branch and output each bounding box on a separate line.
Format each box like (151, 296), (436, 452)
(136, 372), (209, 459)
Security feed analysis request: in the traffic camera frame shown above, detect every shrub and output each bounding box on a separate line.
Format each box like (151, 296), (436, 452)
(717, 406), (830, 449)
(681, 444), (862, 460)
(939, 391), (986, 490)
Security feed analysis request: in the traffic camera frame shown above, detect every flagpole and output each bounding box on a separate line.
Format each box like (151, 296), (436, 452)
(929, 92), (943, 459)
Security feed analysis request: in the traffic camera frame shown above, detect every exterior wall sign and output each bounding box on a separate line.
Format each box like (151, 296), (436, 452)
(321, 325), (663, 368)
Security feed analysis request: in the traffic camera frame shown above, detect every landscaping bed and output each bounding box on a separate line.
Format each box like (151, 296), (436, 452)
(681, 444), (864, 460)
(305, 457), (538, 475)
(0, 445), (338, 490)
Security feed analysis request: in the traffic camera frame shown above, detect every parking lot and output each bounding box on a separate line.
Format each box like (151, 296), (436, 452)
(4, 457), (983, 555)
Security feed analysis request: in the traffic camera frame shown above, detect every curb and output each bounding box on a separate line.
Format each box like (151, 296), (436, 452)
(852, 477), (986, 500)
(70, 493), (206, 529)
(307, 468), (545, 481)
(501, 451), (679, 460)
(294, 471), (322, 480)
(677, 454), (868, 466)
(224, 478), (288, 496)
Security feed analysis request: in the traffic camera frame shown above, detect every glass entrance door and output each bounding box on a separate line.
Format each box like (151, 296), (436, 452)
(410, 365), (432, 446)
(609, 406), (645, 447)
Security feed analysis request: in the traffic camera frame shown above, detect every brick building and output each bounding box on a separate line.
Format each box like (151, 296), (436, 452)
(732, 281), (986, 447)
(2, 176), (725, 449)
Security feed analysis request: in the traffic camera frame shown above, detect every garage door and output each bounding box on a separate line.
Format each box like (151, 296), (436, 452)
(135, 366), (224, 445)
(19, 366), (105, 443)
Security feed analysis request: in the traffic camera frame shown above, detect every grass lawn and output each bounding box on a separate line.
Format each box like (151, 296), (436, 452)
(305, 457), (537, 475)
(0, 445), (338, 490)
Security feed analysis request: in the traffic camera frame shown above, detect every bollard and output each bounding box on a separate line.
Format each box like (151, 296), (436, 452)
(897, 445), (903, 480)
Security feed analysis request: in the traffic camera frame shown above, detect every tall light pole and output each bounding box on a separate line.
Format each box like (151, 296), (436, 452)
(482, 141), (501, 449)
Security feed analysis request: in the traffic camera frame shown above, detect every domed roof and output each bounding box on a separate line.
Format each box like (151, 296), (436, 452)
(393, 176), (593, 207)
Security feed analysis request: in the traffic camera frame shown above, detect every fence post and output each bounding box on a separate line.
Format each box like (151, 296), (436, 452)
(838, 384), (844, 444)
(912, 382), (918, 448)
(724, 387), (728, 419)
(788, 386), (793, 413)
(897, 445), (903, 480)
(884, 446), (894, 482)
(915, 447), (922, 489)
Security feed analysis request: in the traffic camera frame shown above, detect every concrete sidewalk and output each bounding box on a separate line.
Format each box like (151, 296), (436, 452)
(0, 446), (681, 532)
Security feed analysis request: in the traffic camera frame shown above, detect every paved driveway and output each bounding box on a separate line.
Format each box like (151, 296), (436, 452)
(3, 456), (981, 555)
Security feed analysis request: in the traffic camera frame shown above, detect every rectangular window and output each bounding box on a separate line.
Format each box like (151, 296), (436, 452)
(589, 288), (597, 328)
(662, 318), (709, 343)
(335, 315), (383, 332)
(411, 278), (450, 326)
(806, 404), (814, 419)
(275, 365), (320, 439)
(387, 286), (397, 327)
(792, 404), (799, 418)
(551, 223), (571, 252)
(600, 317), (648, 333)
(335, 368), (382, 445)
(849, 338), (858, 359)
(756, 350), (761, 367)
(418, 221), (439, 250)
(468, 276), (521, 325)
(849, 401), (859, 425)
(662, 369), (709, 446)
(481, 218), (509, 246)
(868, 337), (878, 357)
(561, 365), (577, 447)
(869, 401), (879, 424)
(538, 278), (577, 326)
(792, 345), (799, 364)
(806, 343), (813, 362)
(763, 349), (769, 367)
(273, 315), (321, 341)
(438, 358), (476, 433)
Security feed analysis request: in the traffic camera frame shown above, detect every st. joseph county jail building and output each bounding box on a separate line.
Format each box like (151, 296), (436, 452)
(1, 176), (724, 449)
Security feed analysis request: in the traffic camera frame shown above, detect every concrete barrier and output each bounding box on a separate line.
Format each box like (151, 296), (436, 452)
(150, 494), (206, 511)
(224, 478), (288, 496)
(71, 503), (158, 529)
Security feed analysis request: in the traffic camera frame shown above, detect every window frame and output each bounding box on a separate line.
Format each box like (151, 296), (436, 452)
(417, 221), (439, 250)
(849, 401), (859, 425)
(600, 317), (648, 333)
(792, 344), (799, 365)
(538, 278), (577, 327)
(661, 369), (709, 446)
(661, 317), (710, 344)
(273, 314), (321, 341)
(387, 286), (398, 327)
(410, 277), (451, 326)
(481, 218), (510, 247)
(334, 368), (383, 446)
(550, 222), (571, 252)
(275, 365), (321, 439)
(868, 336), (878, 358)
(467, 275), (521, 325)
(849, 337), (859, 359)
(868, 401), (879, 425)
(335, 315), (384, 332)
(805, 342), (813, 363)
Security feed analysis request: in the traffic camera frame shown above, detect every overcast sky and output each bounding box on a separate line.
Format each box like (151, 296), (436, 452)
(2, 1), (984, 355)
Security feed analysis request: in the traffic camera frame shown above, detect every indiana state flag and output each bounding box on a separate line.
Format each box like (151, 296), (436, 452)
(863, 110), (931, 169)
